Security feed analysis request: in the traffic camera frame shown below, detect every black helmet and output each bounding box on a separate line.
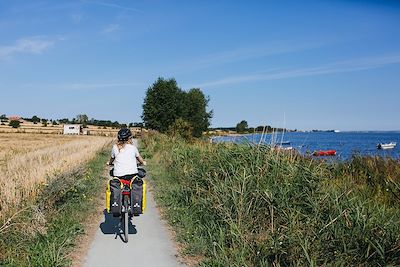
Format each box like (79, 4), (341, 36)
(117, 128), (132, 141)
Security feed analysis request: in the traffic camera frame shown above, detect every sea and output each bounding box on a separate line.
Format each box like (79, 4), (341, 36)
(210, 131), (400, 161)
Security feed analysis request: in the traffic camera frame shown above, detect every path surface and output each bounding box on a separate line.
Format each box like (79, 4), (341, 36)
(83, 140), (184, 267)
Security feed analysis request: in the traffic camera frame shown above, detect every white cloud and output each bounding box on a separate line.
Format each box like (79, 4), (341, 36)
(102, 23), (120, 34)
(95, 2), (142, 13)
(193, 54), (400, 88)
(0, 37), (55, 60)
(173, 41), (326, 73)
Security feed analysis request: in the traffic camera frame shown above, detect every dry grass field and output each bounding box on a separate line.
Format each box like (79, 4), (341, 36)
(0, 133), (113, 220)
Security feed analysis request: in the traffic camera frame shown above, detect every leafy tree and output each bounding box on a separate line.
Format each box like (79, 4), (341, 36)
(76, 114), (88, 128)
(9, 120), (20, 128)
(236, 120), (248, 133)
(58, 118), (69, 124)
(142, 78), (212, 136)
(32, 115), (40, 124)
(0, 114), (8, 123)
(142, 78), (186, 133)
(112, 121), (120, 128)
(184, 88), (213, 137)
(42, 119), (48, 127)
(256, 125), (272, 133)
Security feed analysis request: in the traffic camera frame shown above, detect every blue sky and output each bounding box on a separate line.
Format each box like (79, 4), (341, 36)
(1, 0), (399, 131)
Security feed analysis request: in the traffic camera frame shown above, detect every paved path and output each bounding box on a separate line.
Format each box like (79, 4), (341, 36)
(83, 140), (184, 267)
(83, 190), (184, 267)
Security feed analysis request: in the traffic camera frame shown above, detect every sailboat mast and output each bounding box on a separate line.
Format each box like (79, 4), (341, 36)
(280, 112), (286, 145)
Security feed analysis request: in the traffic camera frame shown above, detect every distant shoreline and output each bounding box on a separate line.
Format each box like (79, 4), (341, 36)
(212, 130), (400, 137)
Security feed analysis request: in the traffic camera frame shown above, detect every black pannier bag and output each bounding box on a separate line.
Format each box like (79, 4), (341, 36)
(108, 178), (122, 217)
(130, 178), (146, 215)
(137, 167), (146, 178)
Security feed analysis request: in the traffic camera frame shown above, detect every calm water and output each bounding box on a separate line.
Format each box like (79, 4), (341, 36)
(211, 132), (400, 160)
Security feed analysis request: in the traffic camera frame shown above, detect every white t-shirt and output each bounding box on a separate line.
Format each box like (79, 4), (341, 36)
(111, 143), (140, 177)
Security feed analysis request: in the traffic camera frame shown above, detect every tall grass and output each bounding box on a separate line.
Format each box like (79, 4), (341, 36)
(0, 148), (110, 266)
(143, 134), (400, 266)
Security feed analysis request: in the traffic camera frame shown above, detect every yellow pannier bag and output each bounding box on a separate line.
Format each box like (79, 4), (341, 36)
(106, 182), (111, 213)
(142, 180), (147, 213)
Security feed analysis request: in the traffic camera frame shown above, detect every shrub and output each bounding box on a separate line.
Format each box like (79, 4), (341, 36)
(9, 120), (20, 128)
(167, 118), (193, 141)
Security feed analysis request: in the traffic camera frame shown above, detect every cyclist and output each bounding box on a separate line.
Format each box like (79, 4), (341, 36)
(108, 128), (146, 180)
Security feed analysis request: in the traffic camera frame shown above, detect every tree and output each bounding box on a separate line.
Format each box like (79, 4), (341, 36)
(32, 115), (40, 124)
(184, 88), (213, 137)
(9, 120), (20, 128)
(76, 114), (88, 128)
(256, 125), (272, 133)
(58, 118), (69, 124)
(236, 120), (248, 133)
(0, 114), (8, 123)
(142, 78), (186, 133)
(0, 114), (8, 125)
(42, 118), (48, 127)
(142, 77), (212, 136)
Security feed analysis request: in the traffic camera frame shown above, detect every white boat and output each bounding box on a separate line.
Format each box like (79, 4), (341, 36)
(275, 145), (295, 151)
(377, 142), (397, 150)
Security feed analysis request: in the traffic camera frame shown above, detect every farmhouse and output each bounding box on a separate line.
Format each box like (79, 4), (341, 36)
(63, 124), (82, 135)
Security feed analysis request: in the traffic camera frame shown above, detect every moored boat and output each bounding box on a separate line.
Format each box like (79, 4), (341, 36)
(313, 150), (337, 156)
(377, 142), (397, 150)
(276, 145), (294, 151)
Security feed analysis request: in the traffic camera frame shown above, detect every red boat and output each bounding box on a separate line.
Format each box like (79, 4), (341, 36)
(313, 150), (337, 156)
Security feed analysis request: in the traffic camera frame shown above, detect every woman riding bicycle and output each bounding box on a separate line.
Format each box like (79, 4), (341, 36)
(108, 128), (146, 179)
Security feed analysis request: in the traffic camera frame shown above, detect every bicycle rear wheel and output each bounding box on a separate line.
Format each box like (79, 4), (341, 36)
(123, 195), (129, 242)
(124, 211), (129, 242)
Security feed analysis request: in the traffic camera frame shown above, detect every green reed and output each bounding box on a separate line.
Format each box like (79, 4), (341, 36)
(142, 134), (400, 266)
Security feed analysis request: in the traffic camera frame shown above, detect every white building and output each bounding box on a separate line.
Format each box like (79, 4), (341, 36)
(63, 124), (82, 135)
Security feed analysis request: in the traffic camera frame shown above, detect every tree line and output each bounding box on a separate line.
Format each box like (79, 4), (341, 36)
(234, 120), (292, 134)
(1, 113), (143, 129)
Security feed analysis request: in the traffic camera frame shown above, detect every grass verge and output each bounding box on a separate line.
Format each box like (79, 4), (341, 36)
(0, 148), (109, 266)
(142, 133), (400, 266)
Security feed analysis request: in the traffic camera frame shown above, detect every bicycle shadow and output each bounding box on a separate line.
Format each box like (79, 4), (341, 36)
(99, 209), (137, 236)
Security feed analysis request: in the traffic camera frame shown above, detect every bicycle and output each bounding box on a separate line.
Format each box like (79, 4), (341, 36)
(108, 165), (146, 243)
